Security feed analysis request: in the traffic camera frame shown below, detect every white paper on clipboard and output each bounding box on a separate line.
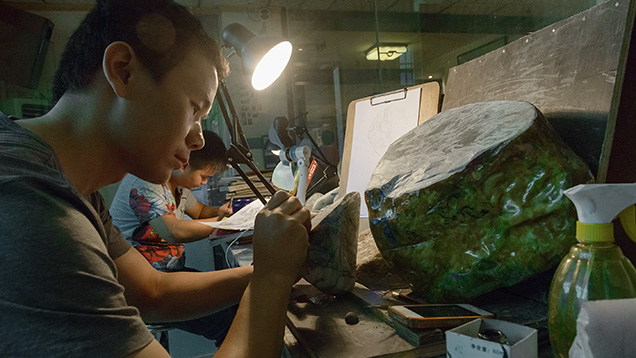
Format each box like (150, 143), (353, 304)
(345, 87), (422, 218)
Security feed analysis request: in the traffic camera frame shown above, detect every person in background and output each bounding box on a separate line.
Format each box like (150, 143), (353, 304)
(110, 130), (231, 272)
(109, 130), (235, 345)
(0, 1), (310, 357)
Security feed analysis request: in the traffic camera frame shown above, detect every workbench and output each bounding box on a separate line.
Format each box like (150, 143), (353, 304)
(211, 233), (554, 357)
(283, 280), (447, 358)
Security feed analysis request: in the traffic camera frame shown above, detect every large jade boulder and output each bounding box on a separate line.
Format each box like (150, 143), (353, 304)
(366, 101), (594, 302)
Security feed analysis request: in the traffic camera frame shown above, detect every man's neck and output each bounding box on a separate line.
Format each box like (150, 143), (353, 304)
(17, 93), (126, 195)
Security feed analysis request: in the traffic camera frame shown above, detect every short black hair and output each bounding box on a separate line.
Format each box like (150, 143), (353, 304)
(52, 0), (229, 104)
(189, 130), (227, 174)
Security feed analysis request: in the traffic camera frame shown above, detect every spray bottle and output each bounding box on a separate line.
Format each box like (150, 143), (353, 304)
(548, 183), (636, 357)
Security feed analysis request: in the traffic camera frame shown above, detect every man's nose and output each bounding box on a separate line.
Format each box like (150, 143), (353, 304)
(187, 122), (204, 151)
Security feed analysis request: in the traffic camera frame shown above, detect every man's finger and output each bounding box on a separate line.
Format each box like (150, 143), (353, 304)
(265, 191), (291, 209)
(275, 195), (304, 215)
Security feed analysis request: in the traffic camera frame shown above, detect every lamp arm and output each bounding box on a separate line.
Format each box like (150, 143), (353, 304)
(294, 124), (335, 167)
(217, 80), (277, 204)
(307, 130), (334, 167)
(289, 112), (335, 167)
(218, 80), (249, 149)
(227, 144), (276, 204)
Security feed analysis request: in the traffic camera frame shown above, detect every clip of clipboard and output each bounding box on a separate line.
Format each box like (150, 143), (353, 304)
(370, 88), (408, 106)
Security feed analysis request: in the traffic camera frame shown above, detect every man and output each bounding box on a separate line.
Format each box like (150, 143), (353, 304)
(0, 1), (310, 357)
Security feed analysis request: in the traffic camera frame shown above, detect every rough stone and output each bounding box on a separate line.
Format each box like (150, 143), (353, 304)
(301, 192), (360, 295)
(366, 101), (594, 302)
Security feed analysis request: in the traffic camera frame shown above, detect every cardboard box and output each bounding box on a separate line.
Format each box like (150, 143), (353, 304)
(445, 318), (537, 358)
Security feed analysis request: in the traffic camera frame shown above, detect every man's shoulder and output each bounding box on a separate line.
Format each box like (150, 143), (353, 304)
(0, 113), (68, 188)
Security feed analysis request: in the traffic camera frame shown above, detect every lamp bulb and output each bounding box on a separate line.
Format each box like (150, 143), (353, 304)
(252, 41), (292, 90)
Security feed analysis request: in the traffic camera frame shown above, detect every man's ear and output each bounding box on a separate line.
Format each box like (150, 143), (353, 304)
(102, 41), (135, 98)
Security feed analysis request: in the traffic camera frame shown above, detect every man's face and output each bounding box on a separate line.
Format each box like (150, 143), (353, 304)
(173, 164), (217, 190)
(115, 47), (219, 184)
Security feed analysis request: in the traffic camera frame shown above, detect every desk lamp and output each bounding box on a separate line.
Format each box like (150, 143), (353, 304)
(217, 23), (292, 204)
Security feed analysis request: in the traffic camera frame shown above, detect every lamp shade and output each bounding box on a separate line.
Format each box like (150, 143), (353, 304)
(222, 23), (292, 90)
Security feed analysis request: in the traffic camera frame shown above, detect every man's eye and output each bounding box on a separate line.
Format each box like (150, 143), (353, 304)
(193, 105), (201, 115)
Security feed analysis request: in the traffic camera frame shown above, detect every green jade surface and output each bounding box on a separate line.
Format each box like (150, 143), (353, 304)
(366, 101), (594, 302)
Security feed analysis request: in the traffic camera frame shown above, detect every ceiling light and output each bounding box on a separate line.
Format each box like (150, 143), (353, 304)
(365, 44), (408, 61)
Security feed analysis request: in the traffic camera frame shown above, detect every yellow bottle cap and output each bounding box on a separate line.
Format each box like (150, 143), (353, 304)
(576, 221), (614, 243)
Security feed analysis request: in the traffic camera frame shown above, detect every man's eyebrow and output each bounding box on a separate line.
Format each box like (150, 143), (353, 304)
(201, 97), (212, 118)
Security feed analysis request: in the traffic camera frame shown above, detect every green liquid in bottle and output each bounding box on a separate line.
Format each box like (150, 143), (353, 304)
(548, 242), (636, 357)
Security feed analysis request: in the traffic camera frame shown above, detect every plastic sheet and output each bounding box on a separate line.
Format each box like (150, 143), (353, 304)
(365, 101), (594, 302)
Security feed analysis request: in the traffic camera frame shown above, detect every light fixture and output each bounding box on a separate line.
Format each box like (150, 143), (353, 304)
(216, 23), (293, 204)
(365, 44), (408, 61)
(222, 23), (292, 90)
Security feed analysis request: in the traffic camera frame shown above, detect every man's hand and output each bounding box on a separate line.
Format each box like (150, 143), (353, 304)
(251, 191), (310, 287)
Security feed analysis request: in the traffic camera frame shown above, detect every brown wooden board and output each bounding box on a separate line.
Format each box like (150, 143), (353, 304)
(601, 0), (636, 261)
(286, 281), (446, 358)
(442, 0), (629, 177)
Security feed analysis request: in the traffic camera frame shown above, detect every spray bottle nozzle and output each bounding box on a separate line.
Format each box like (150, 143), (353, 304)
(565, 184), (636, 243)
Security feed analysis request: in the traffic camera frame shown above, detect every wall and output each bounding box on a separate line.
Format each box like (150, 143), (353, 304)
(0, 11), (86, 108)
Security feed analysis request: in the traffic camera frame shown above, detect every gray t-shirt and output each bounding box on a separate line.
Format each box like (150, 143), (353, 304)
(0, 113), (154, 357)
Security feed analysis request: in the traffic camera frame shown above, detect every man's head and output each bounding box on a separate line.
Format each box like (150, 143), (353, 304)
(52, 0), (229, 103)
(52, 0), (231, 184)
(173, 130), (228, 189)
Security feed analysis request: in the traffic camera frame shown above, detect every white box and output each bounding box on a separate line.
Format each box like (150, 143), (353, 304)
(445, 318), (538, 358)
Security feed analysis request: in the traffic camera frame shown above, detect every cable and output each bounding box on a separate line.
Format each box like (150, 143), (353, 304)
(224, 229), (251, 268)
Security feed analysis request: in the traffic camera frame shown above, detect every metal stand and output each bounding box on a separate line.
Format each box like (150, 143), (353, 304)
(217, 80), (277, 204)
(289, 113), (339, 197)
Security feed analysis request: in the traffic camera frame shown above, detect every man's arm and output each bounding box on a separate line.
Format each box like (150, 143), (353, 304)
(185, 199), (232, 220)
(214, 191), (310, 357)
(119, 191), (309, 358)
(114, 247), (252, 322)
(125, 339), (170, 358)
(147, 214), (216, 244)
(150, 198), (233, 243)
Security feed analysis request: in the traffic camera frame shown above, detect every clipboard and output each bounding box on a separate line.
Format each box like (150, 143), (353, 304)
(338, 82), (440, 224)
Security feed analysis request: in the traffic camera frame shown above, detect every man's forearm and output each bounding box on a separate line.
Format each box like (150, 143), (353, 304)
(199, 204), (220, 219)
(149, 216), (216, 243)
(141, 266), (253, 323)
(214, 274), (294, 358)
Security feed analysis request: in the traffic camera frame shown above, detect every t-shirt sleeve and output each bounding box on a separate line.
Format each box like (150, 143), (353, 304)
(128, 179), (174, 224)
(181, 188), (199, 212)
(0, 180), (153, 357)
(89, 191), (133, 260)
